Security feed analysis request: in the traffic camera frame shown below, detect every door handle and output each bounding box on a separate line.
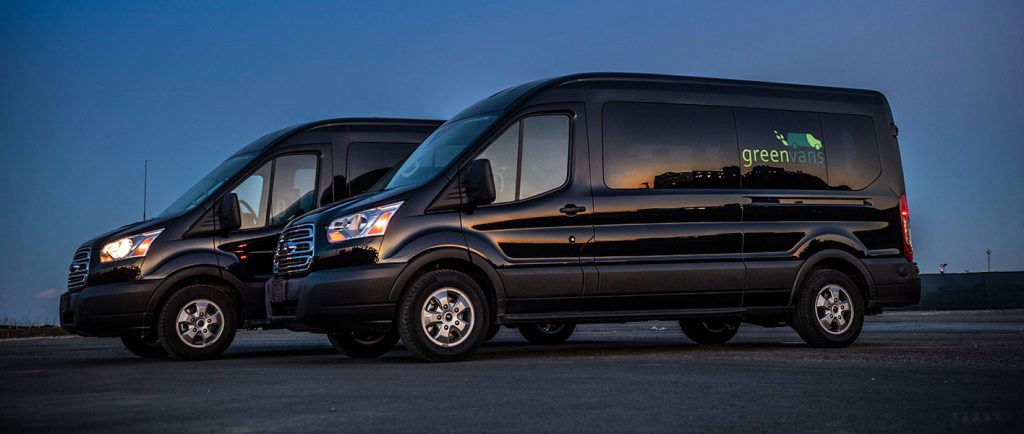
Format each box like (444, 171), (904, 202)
(559, 204), (586, 216)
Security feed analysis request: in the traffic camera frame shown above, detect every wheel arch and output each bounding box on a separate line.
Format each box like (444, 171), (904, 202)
(147, 265), (248, 327)
(387, 247), (506, 323)
(790, 249), (874, 305)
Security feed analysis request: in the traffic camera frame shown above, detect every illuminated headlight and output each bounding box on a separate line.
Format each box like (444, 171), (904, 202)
(326, 202), (403, 243)
(100, 229), (164, 263)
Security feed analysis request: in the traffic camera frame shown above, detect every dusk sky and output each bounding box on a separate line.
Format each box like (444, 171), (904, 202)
(1, 1), (1021, 323)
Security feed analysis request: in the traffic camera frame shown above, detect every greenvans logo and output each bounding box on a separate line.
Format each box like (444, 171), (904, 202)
(742, 131), (825, 167)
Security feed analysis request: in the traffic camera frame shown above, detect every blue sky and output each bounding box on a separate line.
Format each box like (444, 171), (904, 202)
(1, 0), (1022, 323)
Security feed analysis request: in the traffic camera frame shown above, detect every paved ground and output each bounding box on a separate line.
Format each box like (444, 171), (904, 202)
(1, 310), (1023, 433)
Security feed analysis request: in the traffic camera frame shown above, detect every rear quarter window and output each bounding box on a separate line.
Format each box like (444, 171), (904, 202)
(820, 114), (881, 190)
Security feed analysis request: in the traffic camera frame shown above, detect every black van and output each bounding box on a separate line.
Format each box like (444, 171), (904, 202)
(60, 118), (442, 360)
(268, 73), (920, 362)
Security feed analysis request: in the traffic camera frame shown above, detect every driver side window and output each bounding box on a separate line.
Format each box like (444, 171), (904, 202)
(231, 162), (272, 230)
(229, 154), (319, 230)
(474, 114), (570, 204)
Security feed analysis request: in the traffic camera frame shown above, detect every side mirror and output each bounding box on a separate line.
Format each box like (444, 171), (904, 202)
(217, 193), (242, 233)
(463, 159), (496, 207)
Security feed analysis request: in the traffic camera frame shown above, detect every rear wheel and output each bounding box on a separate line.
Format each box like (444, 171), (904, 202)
(156, 284), (238, 361)
(518, 323), (576, 344)
(792, 269), (864, 348)
(397, 270), (489, 362)
(120, 335), (168, 358)
(327, 329), (399, 358)
(679, 319), (740, 344)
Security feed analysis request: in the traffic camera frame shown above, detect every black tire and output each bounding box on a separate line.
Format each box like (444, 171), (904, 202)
(518, 323), (576, 344)
(327, 328), (400, 358)
(679, 319), (740, 344)
(792, 269), (865, 348)
(484, 323), (501, 342)
(120, 334), (168, 358)
(397, 270), (489, 362)
(156, 284), (238, 361)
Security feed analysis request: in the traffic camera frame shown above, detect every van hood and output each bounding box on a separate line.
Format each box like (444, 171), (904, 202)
(292, 184), (420, 227)
(79, 214), (179, 249)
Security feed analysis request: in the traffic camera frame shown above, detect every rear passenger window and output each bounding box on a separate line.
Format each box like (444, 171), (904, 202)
(603, 103), (740, 189)
(734, 108), (828, 190)
(474, 114), (571, 204)
(821, 114), (881, 190)
(347, 142), (419, 196)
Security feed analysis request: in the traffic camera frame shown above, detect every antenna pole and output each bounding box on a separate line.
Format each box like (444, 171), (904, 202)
(143, 159), (148, 220)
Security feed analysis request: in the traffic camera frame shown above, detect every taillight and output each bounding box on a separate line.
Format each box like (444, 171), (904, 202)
(899, 195), (913, 262)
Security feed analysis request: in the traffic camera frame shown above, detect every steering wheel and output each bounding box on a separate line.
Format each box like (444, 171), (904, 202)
(238, 199), (258, 227)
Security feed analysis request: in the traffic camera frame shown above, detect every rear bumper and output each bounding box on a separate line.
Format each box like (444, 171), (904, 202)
(863, 258), (921, 308)
(266, 264), (402, 333)
(59, 280), (159, 337)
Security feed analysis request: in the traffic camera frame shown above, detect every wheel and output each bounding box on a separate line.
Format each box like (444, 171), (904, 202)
(518, 323), (576, 344)
(396, 270), (489, 362)
(156, 284), (238, 361)
(679, 319), (740, 344)
(485, 323), (501, 342)
(327, 328), (400, 358)
(120, 334), (168, 358)
(792, 269), (865, 348)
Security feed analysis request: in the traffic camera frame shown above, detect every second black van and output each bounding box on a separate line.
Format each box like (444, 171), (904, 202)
(268, 73), (920, 362)
(60, 118), (442, 360)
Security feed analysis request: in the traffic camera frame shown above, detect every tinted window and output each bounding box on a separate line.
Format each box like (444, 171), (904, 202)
(473, 114), (571, 203)
(377, 113), (499, 191)
(821, 114), (881, 190)
(347, 142), (419, 196)
(735, 108), (828, 190)
(268, 154), (318, 226)
(161, 153), (255, 217)
(476, 126), (519, 203)
(603, 103), (740, 189)
(231, 162), (272, 230)
(519, 115), (570, 199)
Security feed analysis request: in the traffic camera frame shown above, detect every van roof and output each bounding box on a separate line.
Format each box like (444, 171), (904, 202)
(451, 72), (887, 122)
(234, 117), (444, 156)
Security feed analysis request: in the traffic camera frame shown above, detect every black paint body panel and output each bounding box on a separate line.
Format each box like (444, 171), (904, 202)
(61, 118), (442, 338)
(274, 73), (920, 333)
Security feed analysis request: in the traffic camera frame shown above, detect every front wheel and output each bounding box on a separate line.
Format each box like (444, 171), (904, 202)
(397, 270), (489, 363)
(679, 319), (740, 344)
(792, 269), (865, 348)
(121, 335), (168, 358)
(327, 329), (400, 358)
(156, 284), (238, 361)
(518, 323), (576, 344)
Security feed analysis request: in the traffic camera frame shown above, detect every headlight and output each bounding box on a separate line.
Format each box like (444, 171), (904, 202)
(326, 202), (403, 243)
(100, 229), (164, 263)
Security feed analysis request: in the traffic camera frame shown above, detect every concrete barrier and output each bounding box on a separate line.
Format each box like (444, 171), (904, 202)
(899, 271), (1024, 310)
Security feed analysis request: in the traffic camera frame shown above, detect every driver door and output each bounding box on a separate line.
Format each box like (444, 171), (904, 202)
(216, 152), (321, 320)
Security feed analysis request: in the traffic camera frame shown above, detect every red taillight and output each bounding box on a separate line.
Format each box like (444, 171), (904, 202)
(899, 195), (913, 262)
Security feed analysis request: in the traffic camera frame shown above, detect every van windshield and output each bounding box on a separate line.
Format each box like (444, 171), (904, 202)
(372, 113), (499, 192)
(160, 153), (256, 217)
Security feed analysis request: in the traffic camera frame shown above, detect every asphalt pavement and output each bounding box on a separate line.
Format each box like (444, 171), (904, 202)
(1, 310), (1022, 433)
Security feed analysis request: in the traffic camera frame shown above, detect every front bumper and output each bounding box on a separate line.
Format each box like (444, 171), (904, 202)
(266, 264), (403, 333)
(60, 279), (159, 337)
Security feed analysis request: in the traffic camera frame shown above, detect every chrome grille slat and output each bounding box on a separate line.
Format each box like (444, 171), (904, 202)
(67, 247), (91, 291)
(273, 223), (315, 276)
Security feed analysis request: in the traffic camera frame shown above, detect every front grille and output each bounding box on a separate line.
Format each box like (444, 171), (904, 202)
(274, 223), (315, 276)
(67, 247), (91, 291)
